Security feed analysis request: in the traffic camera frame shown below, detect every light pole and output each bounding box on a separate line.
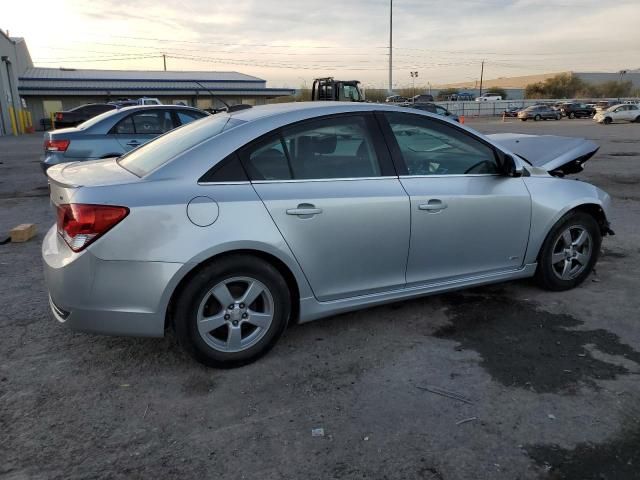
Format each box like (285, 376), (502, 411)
(410, 71), (418, 102)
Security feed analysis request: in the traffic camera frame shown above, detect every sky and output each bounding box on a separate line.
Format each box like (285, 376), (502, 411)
(2, 0), (639, 89)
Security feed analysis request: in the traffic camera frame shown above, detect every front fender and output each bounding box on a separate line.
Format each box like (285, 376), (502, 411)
(523, 176), (611, 264)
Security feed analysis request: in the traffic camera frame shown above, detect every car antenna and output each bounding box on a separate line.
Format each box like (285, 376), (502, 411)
(193, 81), (251, 113)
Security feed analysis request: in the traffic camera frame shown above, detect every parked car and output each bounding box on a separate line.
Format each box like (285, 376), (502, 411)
(503, 106), (522, 117)
(42, 105), (208, 171)
(593, 104), (640, 124)
(518, 105), (562, 121)
(404, 102), (459, 122)
(448, 92), (474, 101)
(53, 103), (117, 129)
(385, 95), (410, 103)
(43, 102), (613, 367)
(411, 94), (434, 103)
(595, 101), (621, 113)
(561, 103), (596, 119)
(475, 93), (502, 102)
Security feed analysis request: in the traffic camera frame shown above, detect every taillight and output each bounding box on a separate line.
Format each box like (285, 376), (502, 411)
(55, 112), (63, 120)
(45, 139), (70, 152)
(56, 204), (129, 252)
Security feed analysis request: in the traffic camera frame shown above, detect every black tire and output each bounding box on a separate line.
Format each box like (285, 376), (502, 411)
(603, 117), (612, 125)
(534, 114), (541, 121)
(535, 211), (601, 291)
(521, 118), (527, 122)
(556, 114), (561, 120)
(174, 255), (291, 367)
(634, 116), (640, 123)
(569, 112), (575, 119)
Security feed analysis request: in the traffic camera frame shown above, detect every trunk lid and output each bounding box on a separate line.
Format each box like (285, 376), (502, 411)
(487, 133), (599, 175)
(46, 158), (140, 206)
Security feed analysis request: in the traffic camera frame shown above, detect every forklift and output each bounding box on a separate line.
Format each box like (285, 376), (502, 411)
(311, 77), (365, 102)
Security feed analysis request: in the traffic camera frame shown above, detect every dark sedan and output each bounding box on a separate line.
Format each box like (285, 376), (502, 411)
(518, 105), (562, 121)
(403, 102), (459, 122)
(53, 103), (117, 129)
(561, 103), (595, 119)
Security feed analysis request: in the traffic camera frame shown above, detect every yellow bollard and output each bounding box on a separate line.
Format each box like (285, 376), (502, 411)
(8, 106), (18, 136)
(18, 110), (25, 134)
(27, 111), (33, 129)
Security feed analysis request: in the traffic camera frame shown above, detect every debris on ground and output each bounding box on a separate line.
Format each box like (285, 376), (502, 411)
(415, 384), (473, 405)
(10, 223), (37, 243)
(311, 428), (324, 437)
(456, 417), (478, 426)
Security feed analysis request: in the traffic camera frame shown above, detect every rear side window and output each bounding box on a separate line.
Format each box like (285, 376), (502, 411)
(118, 115), (245, 177)
(242, 115), (382, 181)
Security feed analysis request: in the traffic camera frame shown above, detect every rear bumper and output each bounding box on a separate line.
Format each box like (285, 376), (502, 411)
(42, 226), (182, 337)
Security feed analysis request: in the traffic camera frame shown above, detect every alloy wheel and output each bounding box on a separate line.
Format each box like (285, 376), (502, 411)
(196, 276), (274, 353)
(551, 226), (592, 281)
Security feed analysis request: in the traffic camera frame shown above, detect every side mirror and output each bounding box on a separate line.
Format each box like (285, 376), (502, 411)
(501, 153), (523, 177)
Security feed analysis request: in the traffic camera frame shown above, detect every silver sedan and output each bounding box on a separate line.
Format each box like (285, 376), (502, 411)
(43, 102), (613, 367)
(41, 105), (207, 171)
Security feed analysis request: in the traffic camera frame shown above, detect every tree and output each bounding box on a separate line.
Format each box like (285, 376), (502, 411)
(524, 73), (586, 99)
(485, 87), (507, 99)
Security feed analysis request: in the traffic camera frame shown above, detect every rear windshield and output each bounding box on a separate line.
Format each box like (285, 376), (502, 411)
(118, 114), (245, 177)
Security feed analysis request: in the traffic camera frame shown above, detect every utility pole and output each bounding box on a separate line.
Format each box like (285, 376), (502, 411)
(478, 59), (485, 97)
(389, 0), (393, 94)
(163, 53), (167, 71)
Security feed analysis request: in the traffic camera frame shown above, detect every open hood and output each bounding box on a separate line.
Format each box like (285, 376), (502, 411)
(487, 133), (599, 175)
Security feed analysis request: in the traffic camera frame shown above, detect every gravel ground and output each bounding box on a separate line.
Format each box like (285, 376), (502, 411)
(1, 118), (639, 480)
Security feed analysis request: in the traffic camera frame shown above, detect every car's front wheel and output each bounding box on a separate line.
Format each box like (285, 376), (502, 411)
(535, 211), (601, 291)
(603, 117), (612, 125)
(534, 114), (541, 121)
(174, 255), (291, 367)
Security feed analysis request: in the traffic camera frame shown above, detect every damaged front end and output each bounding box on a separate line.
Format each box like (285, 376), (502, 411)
(487, 133), (599, 177)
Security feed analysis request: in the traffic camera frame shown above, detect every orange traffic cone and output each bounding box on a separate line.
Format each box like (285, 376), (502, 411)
(459, 115), (465, 124)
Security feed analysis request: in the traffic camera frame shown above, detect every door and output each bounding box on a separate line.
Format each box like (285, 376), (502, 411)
(112, 109), (177, 152)
(241, 114), (410, 301)
(381, 111), (531, 286)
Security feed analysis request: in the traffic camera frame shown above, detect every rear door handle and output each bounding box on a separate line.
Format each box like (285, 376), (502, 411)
(126, 141), (140, 147)
(418, 200), (448, 212)
(286, 204), (323, 216)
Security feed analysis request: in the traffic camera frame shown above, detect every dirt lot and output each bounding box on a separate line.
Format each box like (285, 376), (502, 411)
(1, 118), (639, 480)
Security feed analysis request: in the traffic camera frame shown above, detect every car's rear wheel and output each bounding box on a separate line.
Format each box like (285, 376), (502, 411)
(535, 211), (601, 291)
(569, 112), (576, 119)
(604, 117), (612, 125)
(634, 116), (640, 123)
(174, 255), (291, 367)
(556, 114), (561, 120)
(534, 114), (541, 121)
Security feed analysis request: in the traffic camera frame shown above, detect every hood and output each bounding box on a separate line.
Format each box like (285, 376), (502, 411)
(47, 158), (139, 188)
(487, 133), (599, 175)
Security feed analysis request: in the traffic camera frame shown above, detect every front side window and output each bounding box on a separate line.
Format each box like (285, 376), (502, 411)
(131, 110), (175, 134)
(243, 115), (382, 180)
(385, 112), (499, 176)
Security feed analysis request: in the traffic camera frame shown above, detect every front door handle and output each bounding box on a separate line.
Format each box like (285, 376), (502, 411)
(418, 200), (448, 212)
(126, 141), (140, 147)
(286, 204), (323, 217)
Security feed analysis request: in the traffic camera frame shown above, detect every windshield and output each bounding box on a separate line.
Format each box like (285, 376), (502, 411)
(605, 105), (622, 112)
(118, 114), (245, 177)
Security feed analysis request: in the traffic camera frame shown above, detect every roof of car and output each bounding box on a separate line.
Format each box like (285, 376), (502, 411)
(229, 101), (403, 123)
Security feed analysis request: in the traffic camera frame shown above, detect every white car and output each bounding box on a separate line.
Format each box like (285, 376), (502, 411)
(593, 104), (640, 124)
(475, 94), (502, 102)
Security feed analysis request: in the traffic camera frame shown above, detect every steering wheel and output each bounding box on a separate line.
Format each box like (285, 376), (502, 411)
(464, 160), (493, 174)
